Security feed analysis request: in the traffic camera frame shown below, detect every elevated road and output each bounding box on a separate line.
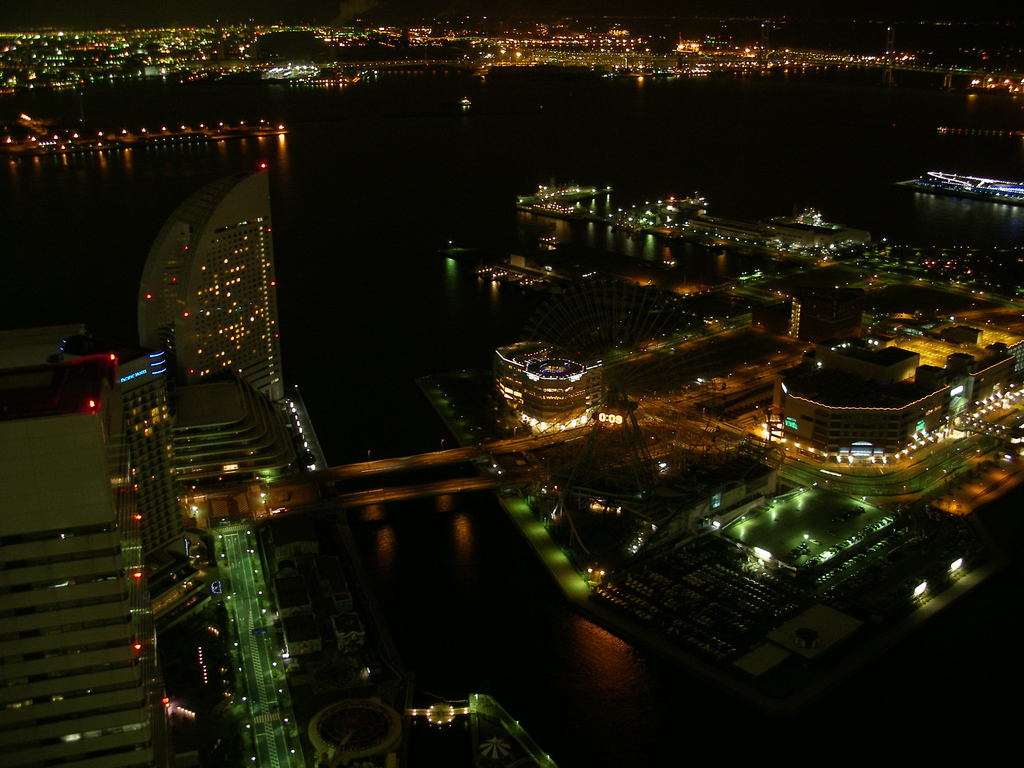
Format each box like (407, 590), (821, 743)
(326, 429), (586, 479)
(333, 475), (520, 507)
(267, 474), (537, 519)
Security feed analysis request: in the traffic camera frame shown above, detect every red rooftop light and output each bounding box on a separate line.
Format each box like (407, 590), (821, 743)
(258, 161), (268, 170)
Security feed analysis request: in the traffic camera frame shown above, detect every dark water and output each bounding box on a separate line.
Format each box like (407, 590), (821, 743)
(4, 72), (1024, 758)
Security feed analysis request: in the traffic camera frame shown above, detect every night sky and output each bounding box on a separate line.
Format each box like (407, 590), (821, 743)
(0, 1), (1020, 28)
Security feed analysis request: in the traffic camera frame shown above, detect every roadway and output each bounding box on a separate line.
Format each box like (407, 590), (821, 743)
(779, 435), (996, 499)
(217, 526), (301, 768)
(326, 429), (586, 479)
(264, 474), (538, 520)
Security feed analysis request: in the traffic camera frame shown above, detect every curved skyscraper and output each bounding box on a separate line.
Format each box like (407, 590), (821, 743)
(139, 170), (284, 401)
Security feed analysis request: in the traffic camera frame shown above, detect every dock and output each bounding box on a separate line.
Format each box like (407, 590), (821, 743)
(2, 119), (287, 158)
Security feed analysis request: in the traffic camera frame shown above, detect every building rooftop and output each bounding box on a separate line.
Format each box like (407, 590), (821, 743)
(316, 556), (350, 595)
(0, 355), (116, 420)
(0, 358), (121, 537)
(269, 515), (318, 549)
(0, 323), (84, 369)
(767, 218), (842, 233)
(495, 341), (591, 378)
(783, 367), (940, 408)
(819, 338), (919, 368)
(59, 334), (153, 366)
(275, 574), (311, 611)
(766, 604), (863, 659)
(283, 613), (320, 642)
(175, 381), (248, 428)
(723, 488), (894, 570)
(793, 286), (864, 303)
(332, 612), (364, 634)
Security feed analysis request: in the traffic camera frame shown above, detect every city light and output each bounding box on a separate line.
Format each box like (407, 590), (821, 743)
(3, 18), (1020, 760)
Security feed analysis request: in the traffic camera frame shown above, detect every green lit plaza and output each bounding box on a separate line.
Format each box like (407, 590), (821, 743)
(722, 489), (894, 574)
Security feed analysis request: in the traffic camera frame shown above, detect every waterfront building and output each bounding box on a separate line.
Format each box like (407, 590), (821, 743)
(655, 458), (778, 542)
(777, 368), (947, 456)
(494, 342), (602, 428)
(762, 209), (871, 250)
(138, 170), (284, 402)
(775, 336), (1014, 456)
(680, 209), (869, 252)
(814, 339), (920, 384)
(684, 214), (764, 243)
(0, 356), (166, 768)
(172, 378), (296, 483)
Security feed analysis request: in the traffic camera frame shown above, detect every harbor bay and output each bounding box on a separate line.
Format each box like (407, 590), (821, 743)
(4, 69), (1024, 759)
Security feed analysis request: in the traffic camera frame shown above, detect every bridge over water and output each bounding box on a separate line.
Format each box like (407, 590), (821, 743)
(347, 54), (1022, 90)
(274, 474), (536, 516)
(325, 429), (583, 480)
(243, 429), (583, 518)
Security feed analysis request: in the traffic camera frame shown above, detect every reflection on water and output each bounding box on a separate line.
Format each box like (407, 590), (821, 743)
(6, 74), (1024, 761)
(347, 493), (732, 765)
(564, 613), (641, 685)
(357, 504), (386, 522)
(715, 249), (728, 278)
(271, 133), (289, 177)
(450, 510), (473, 565)
(372, 524), (396, 569)
(907, 190), (1024, 245)
(640, 233), (656, 262)
(444, 256), (459, 300)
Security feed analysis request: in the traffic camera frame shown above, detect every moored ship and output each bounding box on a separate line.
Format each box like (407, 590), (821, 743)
(897, 170), (1024, 205)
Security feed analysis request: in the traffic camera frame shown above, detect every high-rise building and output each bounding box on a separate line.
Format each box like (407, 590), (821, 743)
(788, 287), (864, 342)
(60, 336), (183, 557)
(0, 356), (166, 768)
(138, 170), (284, 401)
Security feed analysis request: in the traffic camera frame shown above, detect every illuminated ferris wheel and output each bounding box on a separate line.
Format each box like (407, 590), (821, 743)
(525, 278), (694, 358)
(523, 278), (762, 565)
(524, 276), (714, 394)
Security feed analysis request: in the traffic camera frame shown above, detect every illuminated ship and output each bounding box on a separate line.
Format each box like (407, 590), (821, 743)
(898, 171), (1024, 205)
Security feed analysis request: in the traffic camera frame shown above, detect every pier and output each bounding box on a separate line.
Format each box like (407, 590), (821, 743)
(517, 183), (871, 257)
(2, 118), (288, 158)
